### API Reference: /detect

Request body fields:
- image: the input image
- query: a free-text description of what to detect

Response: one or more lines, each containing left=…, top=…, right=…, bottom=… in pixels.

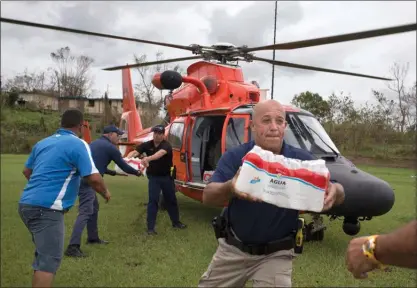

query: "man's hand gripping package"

left=234, top=145, right=330, bottom=212
left=115, top=158, right=146, bottom=176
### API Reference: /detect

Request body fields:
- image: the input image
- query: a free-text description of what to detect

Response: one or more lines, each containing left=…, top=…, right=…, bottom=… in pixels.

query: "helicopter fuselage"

left=118, top=104, right=395, bottom=236
left=112, top=62, right=395, bottom=238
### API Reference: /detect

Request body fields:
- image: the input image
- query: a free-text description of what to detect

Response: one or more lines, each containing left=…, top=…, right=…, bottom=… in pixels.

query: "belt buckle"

left=246, top=244, right=255, bottom=255
left=248, top=244, right=267, bottom=255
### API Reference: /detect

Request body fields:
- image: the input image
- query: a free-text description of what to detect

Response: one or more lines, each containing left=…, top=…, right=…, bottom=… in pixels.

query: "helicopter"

left=2, top=16, right=416, bottom=241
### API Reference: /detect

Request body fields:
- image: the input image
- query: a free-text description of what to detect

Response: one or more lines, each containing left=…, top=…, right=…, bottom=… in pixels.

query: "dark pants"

left=18, top=203, right=65, bottom=274
left=69, top=182, right=100, bottom=246
left=147, top=175, right=180, bottom=230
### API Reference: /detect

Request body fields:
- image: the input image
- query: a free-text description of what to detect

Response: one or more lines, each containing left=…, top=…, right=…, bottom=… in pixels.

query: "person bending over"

left=65, top=125, right=141, bottom=257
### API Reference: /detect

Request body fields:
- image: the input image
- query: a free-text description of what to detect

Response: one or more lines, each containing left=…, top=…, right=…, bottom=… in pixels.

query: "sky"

left=1, top=1, right=416, bottom=107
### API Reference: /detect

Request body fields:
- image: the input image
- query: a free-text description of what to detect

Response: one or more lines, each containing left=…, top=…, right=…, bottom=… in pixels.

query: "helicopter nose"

left=358, top=176, right=395, bottom=217
left=325, top=165, right=395, bottom=218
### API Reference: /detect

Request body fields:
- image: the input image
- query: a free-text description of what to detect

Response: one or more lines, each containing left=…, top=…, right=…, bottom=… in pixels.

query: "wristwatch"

left=361, top=235, right=386, bottom=269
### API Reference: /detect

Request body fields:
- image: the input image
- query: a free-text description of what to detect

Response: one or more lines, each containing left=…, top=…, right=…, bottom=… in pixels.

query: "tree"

left=385, top=62, right=412, bottom=132
left=132, top=51, right=184, bottom=127
left=404, top=81, right=416, bottom=131
left=1, top=69, right=48, bottom=93
left=49, top=46, right=94, bottom=98
left=290, top=91, right=330, bottom=122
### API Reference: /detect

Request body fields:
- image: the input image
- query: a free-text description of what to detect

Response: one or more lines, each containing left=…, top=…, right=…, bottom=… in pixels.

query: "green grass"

left=1, top=155, right=416, bottom=287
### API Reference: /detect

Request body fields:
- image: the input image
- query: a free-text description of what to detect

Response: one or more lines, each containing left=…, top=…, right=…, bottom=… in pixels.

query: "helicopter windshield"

left=285, top=113, right=340, bottom=156
left=247, top=111, right=340, bottom=157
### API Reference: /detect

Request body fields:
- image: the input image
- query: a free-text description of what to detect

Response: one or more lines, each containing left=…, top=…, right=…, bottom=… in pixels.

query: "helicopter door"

left=190, top=117, right=211, bottom=183
left=222, top=114, right=250, bottom=153
left=167, top=120, right=187, bottom=181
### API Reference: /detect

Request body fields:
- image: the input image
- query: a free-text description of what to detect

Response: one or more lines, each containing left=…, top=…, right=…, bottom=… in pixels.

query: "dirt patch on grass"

left=346, top=156, right=416, bottom=169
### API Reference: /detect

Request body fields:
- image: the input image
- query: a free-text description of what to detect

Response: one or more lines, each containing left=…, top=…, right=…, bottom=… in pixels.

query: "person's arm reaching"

left=105, top=168, right=117, bottom=176
left=203, top=150, right=243, bottom=207
left=333, top=182, right=345, bottom=205
left=127, top=150, right=139, bottom=158
left=322, top=180, right=345, bottom=212
left=143, top=149, right=167, bottom=163
left=22, top=144, right=37, bottom=180
left=126, top=143, right=146, bottom=159
left=346, top=220, right=417, bottom=279
left=72, top=140, right=111, bottom=202
left=374, top=220, right=417, bottom=268
left=23, top=168, right=32, bottom=180
left=109, top=145, right=141, bottom=176
left=142, top=142, right=169, bottom=166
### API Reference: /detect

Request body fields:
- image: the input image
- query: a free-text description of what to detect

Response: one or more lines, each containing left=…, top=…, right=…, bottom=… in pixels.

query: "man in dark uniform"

left=131, top=124, right=186, bottom=235
left=65, top=125, right=142, bottom=257
left=198, top=100, right=345, bottom=287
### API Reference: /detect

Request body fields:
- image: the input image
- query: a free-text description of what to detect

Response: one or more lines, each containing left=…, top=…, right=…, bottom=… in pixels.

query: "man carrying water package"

left=198, top=100, right=345, bottom=287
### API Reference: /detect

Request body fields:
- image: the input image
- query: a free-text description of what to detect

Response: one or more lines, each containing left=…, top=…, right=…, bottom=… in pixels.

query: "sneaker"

left=147, top=229, right=157, bottom=235
left=86, top=239, right=109, bottom=245
left=172, top=222, right=187, bottom=229
left=64, top=245, right=87, bottom=258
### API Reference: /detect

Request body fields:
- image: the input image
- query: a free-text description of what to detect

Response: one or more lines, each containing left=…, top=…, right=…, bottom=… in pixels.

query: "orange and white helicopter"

left=2, top=17, right=415, bottom=241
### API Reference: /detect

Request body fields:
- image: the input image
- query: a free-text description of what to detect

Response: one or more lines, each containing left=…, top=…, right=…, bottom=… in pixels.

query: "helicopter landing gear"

left=342, top=217, right=361, bottom=236
left=305, top=214, right=326, bottom=242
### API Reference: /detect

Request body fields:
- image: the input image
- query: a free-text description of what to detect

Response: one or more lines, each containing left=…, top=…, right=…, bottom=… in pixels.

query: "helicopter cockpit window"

left=168, top=122, right=184, bottom=149
left=246, top=114, right=303, bottom=150
left=296, top=114, right=340, bottom=155
left=226, top=118, right=245, bottom=151
left=283, top=123, right=302, bottom=149
left=247, top=112, right=340, bottom=157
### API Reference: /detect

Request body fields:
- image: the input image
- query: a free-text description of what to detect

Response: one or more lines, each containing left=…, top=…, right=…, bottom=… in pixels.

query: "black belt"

left=225, top=227, right=295, bottom=256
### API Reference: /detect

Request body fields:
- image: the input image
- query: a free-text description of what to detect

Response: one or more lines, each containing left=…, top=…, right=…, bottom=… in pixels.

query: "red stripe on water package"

left=242, top=152, right=329, bottom=190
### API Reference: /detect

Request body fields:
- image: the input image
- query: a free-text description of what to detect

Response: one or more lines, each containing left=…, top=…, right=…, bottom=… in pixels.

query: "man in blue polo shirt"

left=18, top=108, right=111, bottom=288
left=198, top=100, right=345, bottom=287
left=65, top=125, right=142, bottom=258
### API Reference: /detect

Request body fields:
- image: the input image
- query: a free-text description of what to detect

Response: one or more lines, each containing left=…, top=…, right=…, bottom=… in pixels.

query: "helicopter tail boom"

left=122, top=67, right=143, bottom=135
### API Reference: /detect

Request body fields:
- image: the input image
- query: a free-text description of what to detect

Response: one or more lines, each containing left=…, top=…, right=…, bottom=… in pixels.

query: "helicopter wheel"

left=305, top=222, right=325, bottom=242
left=342, top=218, right=361, bottom=236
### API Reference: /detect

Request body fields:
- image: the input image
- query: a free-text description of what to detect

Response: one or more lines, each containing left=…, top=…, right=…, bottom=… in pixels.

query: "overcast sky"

left=1, top=1, right=416, bottom=106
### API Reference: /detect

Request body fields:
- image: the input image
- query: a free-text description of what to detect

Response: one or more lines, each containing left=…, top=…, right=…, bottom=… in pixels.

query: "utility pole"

left=104, top=86, right=111, bottom=125
left=271, top=0, right=278, bottom=100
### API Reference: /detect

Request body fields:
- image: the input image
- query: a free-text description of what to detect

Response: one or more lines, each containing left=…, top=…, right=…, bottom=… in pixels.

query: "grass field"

left=1, top=154, right=416, bottom=287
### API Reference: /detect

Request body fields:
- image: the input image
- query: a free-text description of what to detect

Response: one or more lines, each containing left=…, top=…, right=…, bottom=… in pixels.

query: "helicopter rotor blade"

left=0, top=17, right=196, bottom=52
left=102, top=56, right=202, bottom=71
left=253, top=56, right=392, bottom=80
left=245, top=23, right=417, bottom=52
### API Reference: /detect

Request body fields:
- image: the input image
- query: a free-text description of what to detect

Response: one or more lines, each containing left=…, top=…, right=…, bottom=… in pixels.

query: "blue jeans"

left=147, top=175, right=180, bottom=230
left=18, top=203, right=65, bottom=274
left=69, top=181, right=99, bottom=245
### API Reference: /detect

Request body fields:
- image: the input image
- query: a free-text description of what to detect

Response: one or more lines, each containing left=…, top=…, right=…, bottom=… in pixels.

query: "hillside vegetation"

left=1, top=58, right=415, bottom=168
left=1, top=104, right=415, bottom=168
left=0, top=106, right=103, bottom=154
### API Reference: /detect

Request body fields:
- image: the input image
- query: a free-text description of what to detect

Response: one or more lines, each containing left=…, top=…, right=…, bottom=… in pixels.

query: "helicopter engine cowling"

left=324, top=157, right=395, bottom=218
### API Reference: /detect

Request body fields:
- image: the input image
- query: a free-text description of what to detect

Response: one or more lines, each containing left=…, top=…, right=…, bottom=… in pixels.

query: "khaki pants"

left=198, top=238, right=295, bottom=287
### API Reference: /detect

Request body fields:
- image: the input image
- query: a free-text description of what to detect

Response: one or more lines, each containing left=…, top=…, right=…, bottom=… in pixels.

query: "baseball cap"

left=103, top=125, right=125, bottom=135
left=151, top=125, right=165, bottom=134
